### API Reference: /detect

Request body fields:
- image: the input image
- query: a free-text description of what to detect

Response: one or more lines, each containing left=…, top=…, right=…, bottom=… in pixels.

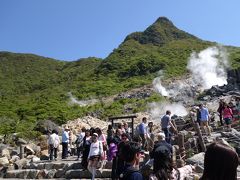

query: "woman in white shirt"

left=88, top=133, right=103, bottom=180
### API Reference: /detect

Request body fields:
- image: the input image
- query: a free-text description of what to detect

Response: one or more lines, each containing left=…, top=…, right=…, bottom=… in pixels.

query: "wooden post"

left=195, top=123, right=206, bottom=152
left=172, top=145, right=177, bottom=167
left=190, top=112, right=206, bottom=152
left=20, top=145, right=25, bottom=159
left=178, top=133, right=186, bottom=160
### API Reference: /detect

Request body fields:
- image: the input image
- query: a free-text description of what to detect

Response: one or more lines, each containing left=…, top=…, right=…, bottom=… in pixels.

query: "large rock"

left=55, top=169, right=65, bottom=178
left=14, top=158, right=29, bottom=169
left=24, top=145, right=35, bottom=155
left=0, top=144, right=7, bottom=152
left=36, top=169, right=48, bottom=179
left=0, top=136, right=4, bottom=143
left=186, top=152, right=205, bottom=166
left=10, top=149, right=19, bottom=156
left=5, top=169, right=39, bottom=179
left=16, top=138, right=27, bottom=145
left=0, top=148, right=10, bottom=159
left=34, top=120, right=60, bottom=134
left=26, top=143, right=41, bottom=156
left=46, top=169, right=57, bottom=179
left=9, top=155, right=20, bottom=163
left=0, top=166, right=8, bottom=178
left=32, top=156, right=40, bottom=163
left=65, top=169, right=111, bottom=179
left=0, top=157, right=9, bottom=167
left=40, top=150, right=49, bottom=160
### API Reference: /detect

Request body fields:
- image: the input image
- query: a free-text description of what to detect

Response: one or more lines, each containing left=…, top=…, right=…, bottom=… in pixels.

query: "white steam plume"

left=187, top=46, right=228, bottom=89
left=68, top=92, right=98, bottom=106
left=148, top=102, right=188, bottom=121
left=153, top=77, right=169, bottom=97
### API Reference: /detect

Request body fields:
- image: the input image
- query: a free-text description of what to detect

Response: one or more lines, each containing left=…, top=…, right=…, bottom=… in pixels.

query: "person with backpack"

left=81, top=129, right=91, bottom=170
left=119, top=141, right=143, bottom=180
left=75, top=128, right=86, bottom=160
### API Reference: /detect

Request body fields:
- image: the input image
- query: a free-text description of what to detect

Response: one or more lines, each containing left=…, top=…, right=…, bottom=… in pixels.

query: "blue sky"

left=0, top=0, right=240, bottom=61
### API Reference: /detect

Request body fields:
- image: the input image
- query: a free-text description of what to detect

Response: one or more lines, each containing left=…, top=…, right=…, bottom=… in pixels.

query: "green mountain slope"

left=1, top=17, right=240, bottom=138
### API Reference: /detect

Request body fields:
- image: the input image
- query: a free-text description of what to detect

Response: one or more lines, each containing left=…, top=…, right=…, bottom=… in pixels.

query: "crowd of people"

left=46, top=99, right=240, bottom=180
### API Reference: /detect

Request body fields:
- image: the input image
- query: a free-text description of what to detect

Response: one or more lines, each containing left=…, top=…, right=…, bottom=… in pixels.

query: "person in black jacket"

left=119, top=141, right=143, bottom=180
left=150, top=132, right=172, bottom=159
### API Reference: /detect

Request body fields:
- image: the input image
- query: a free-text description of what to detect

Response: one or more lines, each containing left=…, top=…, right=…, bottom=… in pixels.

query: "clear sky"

left=0, top=0, right=240, bottom=61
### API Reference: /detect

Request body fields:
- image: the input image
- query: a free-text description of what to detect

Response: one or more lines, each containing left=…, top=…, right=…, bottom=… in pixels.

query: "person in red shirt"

left=222, top=103, right=233, bottom=130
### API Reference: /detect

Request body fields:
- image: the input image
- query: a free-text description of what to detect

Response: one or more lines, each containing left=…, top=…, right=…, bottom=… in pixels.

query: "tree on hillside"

left=0, top=117, right=17, bottom=143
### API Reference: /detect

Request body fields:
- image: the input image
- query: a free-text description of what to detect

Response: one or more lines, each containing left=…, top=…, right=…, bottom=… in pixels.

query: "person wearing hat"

left=88, top=133, right=103, bottom=180
left=62, top=126, right=70, bottom=159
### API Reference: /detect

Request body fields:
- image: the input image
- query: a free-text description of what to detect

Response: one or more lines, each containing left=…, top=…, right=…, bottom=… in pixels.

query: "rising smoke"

left=68, top=92, right=98, bottom=107
left=152, top=77, right=169, bottom=97
left=187, top=46, right=228, bottom=89
left=148, top=102, right=188, bottom=121
left=150, top=46, right=229, bottom=118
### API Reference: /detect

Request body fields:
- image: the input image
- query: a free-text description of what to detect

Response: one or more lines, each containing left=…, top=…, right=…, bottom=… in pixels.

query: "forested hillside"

left=1, top=17, right=240, bottom=138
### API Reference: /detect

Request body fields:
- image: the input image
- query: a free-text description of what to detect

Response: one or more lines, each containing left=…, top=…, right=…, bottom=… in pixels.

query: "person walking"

left=139, top=117, right=148, bottom=150
left=62, top=127, right=70, bottom=159
left=48, top=130, right=60, bottom=161
left=217, top=99, right=225, bottom=126
left=222, top=103, right=233, bottom=130
left=161, top=110, right=177, bottom=144
left=199, top=104, right=211, bottom=136
left=88, top=133, right=103, bottom=180
left=81, top=129, right=91, bottom=170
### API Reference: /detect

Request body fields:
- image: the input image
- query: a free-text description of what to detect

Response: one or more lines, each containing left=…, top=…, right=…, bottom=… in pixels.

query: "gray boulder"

left=24, top=145, right=35, bottom=156
left=186, top=152, right=205, bottom=166
left=0, top=148, right=10, bottom=159
left=34, top=120, right=60, bottom=134
left=46, top=169, right=57, bottom=179
left=16, top=138, right=27, bottom=145
left=9, top=155, right=20, bottom=163
left=0, top=157, right=9, bottom=167
left=14, top=158, right=29, bottom=169
left=5, top=169, right=39, bottom=179
left=36, top=169, right=48, bottom=179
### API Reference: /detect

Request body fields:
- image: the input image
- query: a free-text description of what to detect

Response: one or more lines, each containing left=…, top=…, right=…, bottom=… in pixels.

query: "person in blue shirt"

left=139, top=117, right=147, bottom=150
left=199, top=104, right=211, bottom=136
left=161, top=110, right=177, bottom=144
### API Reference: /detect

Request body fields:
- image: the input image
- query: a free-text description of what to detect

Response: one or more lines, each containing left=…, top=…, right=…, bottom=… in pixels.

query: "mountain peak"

left=124, top=17, right=198, bottom=46
left=154, top=17, right=174, bottom=26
